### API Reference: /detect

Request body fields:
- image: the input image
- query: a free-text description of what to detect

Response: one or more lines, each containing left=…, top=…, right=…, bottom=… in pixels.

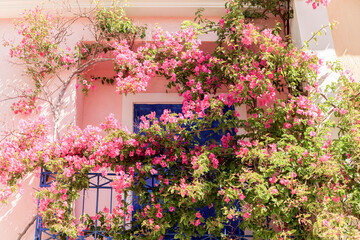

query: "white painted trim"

left=290, top=0, right=338, bottom=86
left=290, top=0, right=335, bottom=53
left=122, top=92, right=183, bottom=226
left=235, top=104, right=247, bottom=136
left=0, top=0, right=225, bottom=18
left=122, top=93, right=183, bottom=132
left=290, top=0, right=340, bottom=139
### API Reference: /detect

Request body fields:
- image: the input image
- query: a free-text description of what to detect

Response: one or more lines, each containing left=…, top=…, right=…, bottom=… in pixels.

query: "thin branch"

left=17, top=215, right=37, bottom=240
left=34, top=96, right=52, bottom=104
left=52, top=75, right=72, bottom=140
left=37, top=79, right=55, bottom=112
left=0, top=129, right=17, bottom=143
left=350, top=92, right=360, bottom=101
left=55, top=72, right=66, bottom=84
left=0, top=96, right=22, bottom=103
left=49, top=82, right=66, bottom=97
left=301, top=23, right=335, bottom=48
left=319, top=92, right=338, bottom=109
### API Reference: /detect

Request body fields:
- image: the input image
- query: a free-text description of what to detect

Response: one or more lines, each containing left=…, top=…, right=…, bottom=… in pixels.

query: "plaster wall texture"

left=327, top=0, right=360, bottom=82
left=0, top=18, right=39, bottom=240
left=0, top=17, right=89, bottom=239
left=0, top=0, right=339, bottom=239
left=79, top=13, right=284, bottom=128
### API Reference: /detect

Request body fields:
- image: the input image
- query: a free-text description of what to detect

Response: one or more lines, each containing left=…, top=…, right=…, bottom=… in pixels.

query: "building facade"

left=0, top=0, right=355, bottom=239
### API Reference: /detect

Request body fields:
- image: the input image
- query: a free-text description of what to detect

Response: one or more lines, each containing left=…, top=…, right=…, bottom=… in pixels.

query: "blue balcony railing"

left=35, top=168, right=254, bottom=240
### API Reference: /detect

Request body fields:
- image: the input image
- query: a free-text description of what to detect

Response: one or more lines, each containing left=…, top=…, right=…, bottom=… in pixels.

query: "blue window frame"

left=132, top=104, right=253, bottom=240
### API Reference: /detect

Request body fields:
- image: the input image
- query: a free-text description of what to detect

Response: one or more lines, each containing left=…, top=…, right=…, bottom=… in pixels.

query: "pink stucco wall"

left=0, top=17, right=88, bottom=239
left=78, top=41, right=217, bottom=128
left=0, top=3, right=303, bottom=240
left=0, top=18, right=39, bottom=240
left=79, top=14, right=284, bottom=128
left=327, top=0, right=360, bottom=81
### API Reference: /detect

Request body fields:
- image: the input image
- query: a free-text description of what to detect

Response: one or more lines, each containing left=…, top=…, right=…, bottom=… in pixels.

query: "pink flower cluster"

left=113, top=40, right=157, bottom=94
left=0, top=117, right=50, bottom=200
left=11, top=97, right=36, bottom=115
left=11, top=89, right=37, bottom=115
left=306, top=0, right=331, bottom=9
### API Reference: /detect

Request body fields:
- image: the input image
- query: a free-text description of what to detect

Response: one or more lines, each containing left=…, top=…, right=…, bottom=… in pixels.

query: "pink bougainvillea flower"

left=243, top=212, right=251, bottom=220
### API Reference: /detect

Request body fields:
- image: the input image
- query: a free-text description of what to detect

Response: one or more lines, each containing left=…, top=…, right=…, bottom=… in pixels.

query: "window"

left=127, top=94, right=253, bottom=240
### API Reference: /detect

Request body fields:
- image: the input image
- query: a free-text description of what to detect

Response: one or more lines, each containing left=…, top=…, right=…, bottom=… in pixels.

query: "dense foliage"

left=5, top=0, right=360, bottom=240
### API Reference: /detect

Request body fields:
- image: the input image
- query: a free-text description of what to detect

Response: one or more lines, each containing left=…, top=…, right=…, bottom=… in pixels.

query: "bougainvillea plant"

left=4, top=0, right=360, bottom=239
left=306, top=0, right=331, bottom=9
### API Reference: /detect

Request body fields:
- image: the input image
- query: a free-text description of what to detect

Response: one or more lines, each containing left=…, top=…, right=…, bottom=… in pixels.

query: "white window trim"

left=122, top=93, right=184, bottom=132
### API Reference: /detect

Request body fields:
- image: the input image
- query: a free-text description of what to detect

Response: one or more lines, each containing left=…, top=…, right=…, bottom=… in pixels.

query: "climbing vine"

left=5, top=0, right=359, bottom=240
